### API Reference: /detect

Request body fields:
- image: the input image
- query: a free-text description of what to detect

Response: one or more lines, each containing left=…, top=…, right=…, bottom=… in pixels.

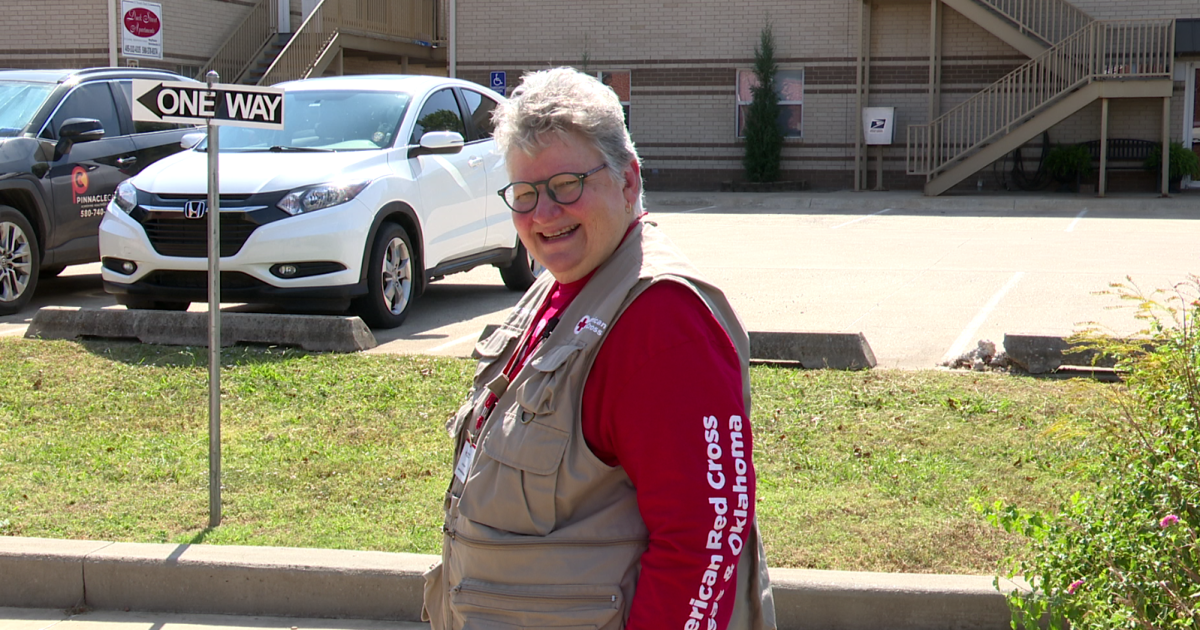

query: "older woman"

left=422, top=67, right=775, bottom=630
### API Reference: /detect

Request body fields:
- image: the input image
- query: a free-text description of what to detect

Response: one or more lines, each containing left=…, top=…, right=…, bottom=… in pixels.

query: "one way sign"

left=131, top=79, right=285, bottom=129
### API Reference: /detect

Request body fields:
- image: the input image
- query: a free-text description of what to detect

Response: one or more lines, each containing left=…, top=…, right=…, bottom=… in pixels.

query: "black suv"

left=0, top=67, right=199, bottom=315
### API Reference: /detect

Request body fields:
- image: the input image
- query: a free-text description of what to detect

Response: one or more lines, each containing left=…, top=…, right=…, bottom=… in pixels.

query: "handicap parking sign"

left=490, top=71, right=506, bottom=96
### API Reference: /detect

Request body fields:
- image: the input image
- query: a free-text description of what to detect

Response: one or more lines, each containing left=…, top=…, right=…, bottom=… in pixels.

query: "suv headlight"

left=277, top=180, right=371, bottom=216
left=111, top=180, right=138, bottom=213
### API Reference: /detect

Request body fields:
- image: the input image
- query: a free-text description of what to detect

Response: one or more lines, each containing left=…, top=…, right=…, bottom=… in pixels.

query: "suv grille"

left=133, top=191, right=289, bottom=257
left=141, top=270, right=264, bottom=290
left=143, top=213, right=257, bottom=257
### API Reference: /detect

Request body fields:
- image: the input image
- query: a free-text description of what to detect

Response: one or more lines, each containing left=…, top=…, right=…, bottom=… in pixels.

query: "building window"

left=597, top=71, right=630, bottom=129
left=736, top=68, right=803, bottom=138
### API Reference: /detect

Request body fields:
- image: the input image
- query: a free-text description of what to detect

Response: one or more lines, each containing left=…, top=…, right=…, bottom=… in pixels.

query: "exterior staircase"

left=259, top=0, right=443, bottom=86
left=197, top=0, right=444, bottom=87
left=196, top=0, right=282, bottom=84
left=908, top=0, right=1175, bottom=195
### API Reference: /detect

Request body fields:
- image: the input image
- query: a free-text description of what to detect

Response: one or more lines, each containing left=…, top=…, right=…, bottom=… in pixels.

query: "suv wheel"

left=0, top=206, right=40, bottom=316
left=354, top=223, right=418, bottom=329
left=498, top=240, right=544, bottom=291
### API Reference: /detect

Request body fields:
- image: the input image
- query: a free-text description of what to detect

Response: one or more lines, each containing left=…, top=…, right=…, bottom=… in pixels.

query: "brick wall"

left=456, top=0, right=1047, bottom=190
left=1071, top=0, right=1200, bottom=20
left=0, top=0, right=256, bottom=75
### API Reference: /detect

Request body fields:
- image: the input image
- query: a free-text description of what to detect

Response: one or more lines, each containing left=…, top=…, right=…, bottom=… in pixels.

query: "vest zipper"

left=453, top=581, right=618, bottom=604
left=444, top=526, right=644, bottom=549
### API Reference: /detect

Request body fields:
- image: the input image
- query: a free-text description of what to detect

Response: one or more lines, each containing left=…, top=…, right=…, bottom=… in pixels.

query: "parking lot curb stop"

left=23, top=307, right=377, bottom=353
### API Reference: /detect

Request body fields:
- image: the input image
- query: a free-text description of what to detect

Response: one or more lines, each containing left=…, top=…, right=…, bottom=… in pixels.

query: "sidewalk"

left=1, top=536, right=1022, bottom=630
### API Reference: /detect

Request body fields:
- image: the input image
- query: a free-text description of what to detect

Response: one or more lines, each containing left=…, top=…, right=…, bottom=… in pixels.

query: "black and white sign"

left=131, top=79, right=285, bottom=129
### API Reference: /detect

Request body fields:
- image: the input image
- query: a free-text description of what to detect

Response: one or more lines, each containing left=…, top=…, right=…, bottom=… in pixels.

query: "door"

left=407, top=87, right=487, bottom=269
left=43, top=81, right=137, bottom=258
left=458, top=87, right=514, bottom=249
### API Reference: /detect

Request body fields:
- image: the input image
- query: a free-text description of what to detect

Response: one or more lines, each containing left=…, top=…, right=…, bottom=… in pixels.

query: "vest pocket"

left=451, top=578, right=621, bottom=630
left=474, top=327, right=521, bottom=379
left=422, top=561, right=447, bottom=629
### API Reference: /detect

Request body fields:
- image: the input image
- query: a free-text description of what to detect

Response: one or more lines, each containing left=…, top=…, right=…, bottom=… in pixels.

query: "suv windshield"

left=211, top=90, right=412, bottom=152
left=0, top=81, right=55, bottom=137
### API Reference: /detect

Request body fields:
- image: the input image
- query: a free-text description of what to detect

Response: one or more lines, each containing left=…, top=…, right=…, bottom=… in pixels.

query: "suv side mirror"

left=55, top=118, right=105, bottom=157
left=409, top=130, right=464, bottom=158
left=59, top=118, right=105, bottom=143
left=181, top=132, right=205, bottom=149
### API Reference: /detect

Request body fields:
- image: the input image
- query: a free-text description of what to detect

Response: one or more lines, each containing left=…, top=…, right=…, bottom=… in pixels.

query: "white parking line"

left=0, top=327, right=27, bottom=337
left=1066, top=208, right=1087, bottom=232
left=427, top=332, right=480, bottom=353
left=941, top=271, right=1025, bottom=364
left=831, top=208, right=891, bottom=229
left=679, top=204, right=717, bottom=214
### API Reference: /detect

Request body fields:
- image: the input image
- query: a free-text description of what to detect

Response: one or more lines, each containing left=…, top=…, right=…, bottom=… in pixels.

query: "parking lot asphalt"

left=3, top=188, right=1197, bottom=369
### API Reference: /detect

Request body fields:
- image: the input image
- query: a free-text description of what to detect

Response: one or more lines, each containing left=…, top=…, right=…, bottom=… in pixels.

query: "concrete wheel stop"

left=474, top=325, right=877, bottom=369
left=23, top=307, right=377, bottom=353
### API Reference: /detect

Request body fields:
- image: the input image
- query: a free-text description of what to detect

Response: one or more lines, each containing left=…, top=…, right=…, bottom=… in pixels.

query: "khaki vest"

left=423, top=220, right=776, bottom=630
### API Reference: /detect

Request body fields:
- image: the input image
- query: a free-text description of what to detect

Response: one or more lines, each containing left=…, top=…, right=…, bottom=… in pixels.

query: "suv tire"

left=354, top=223, right=418, bottom=329
left=0, top=205, right=40, bottom=316
left=499, top=240, right=544, bottom=291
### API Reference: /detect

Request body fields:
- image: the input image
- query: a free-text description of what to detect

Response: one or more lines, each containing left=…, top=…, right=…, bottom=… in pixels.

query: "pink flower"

left=1160, top=514, right=1180, bottom=528
left=1067, top=579, right=1084, bottom=595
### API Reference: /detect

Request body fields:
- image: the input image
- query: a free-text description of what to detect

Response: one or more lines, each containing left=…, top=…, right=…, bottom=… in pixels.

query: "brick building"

left=5, top=0, right=1200, bottom=193
left=452, top=0, right=1200, bottom=194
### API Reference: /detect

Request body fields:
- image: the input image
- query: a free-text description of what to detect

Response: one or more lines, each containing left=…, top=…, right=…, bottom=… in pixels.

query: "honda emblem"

left=183, top=200, right=207, bottom=219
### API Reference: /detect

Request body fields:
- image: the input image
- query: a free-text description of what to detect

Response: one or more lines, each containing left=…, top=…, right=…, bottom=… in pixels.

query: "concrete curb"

left=749, top=331, right=876, bottom=370
left=475, top=325, right=878, bottom=370
left=1, top=537, right=1021, bottom=630
left=23, top=307, right=377, bottom=353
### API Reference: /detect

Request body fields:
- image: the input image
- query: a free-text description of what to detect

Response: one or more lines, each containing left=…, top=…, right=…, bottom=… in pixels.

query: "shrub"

left=1145, top=142, right=1200, bottom=181
left=980, top=277, right=1200, bottom=630
left=742, top=22, right=783, bottom=183
left=1043, top=143, right=1094, bottom=182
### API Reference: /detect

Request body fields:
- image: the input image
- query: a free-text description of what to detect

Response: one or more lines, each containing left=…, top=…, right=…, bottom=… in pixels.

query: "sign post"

left=131, top=75, right=284, bottom=528
left=205, top=71, right=222, bottom=528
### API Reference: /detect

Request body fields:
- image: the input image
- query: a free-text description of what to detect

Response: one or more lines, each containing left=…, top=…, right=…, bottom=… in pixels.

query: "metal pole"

left=1161, top=95, right=1171, bottom=197
left=206, top=70, right=223, bottom=528
left=1098, top=97, right=1109, bottom=197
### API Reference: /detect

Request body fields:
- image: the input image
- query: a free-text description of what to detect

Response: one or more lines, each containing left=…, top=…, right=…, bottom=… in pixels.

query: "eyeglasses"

left=497, top=164, right=608, bottom=213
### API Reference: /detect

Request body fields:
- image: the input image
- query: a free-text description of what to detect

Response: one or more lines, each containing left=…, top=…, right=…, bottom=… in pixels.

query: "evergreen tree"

left=743, top=23, right=783, bottom=183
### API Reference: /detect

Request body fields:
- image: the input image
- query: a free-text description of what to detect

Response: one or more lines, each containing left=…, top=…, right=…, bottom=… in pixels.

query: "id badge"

left=454, top=441, right=477, bottom=484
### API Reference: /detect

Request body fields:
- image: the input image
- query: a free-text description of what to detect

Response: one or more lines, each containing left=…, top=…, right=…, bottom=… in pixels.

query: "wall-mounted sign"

left=122, top=0, right=163, bottom=60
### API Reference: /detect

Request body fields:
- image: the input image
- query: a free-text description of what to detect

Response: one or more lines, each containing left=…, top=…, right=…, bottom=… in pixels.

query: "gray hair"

left=493, top=67, right=641, bottom=203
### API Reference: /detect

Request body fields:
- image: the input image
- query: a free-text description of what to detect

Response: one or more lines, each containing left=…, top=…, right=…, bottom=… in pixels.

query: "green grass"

left=0, top=339, right=1118, bottom=574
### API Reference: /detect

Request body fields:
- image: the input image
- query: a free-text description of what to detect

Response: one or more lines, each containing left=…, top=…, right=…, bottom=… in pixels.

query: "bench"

left=1080, top=138, right=1158, bottom=171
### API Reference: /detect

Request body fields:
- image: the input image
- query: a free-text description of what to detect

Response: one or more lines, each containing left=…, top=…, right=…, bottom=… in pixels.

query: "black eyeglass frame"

left=496, top=163, right=608, bottom=213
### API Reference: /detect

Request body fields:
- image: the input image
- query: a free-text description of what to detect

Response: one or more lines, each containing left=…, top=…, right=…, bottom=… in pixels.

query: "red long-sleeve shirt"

left=525, top=276, right=756, bottom=630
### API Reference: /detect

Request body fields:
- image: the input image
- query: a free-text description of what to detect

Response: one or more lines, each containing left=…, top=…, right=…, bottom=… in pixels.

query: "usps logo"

left=574, top=315, right=608, bottom=336
left=870, top=118, right=886, bottom=130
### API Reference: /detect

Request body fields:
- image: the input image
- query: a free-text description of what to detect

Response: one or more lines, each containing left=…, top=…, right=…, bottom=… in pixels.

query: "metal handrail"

left=260, top=0, right=442, bottom=85
left=975, top=0, right=1092, bottom=46
left=196, top=0, right=279, bottom=82
left=907, top=19, right=1173, bottom=177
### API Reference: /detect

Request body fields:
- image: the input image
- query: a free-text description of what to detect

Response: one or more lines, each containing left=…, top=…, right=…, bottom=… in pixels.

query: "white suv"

left=99, top=75, right=538, bottom=328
